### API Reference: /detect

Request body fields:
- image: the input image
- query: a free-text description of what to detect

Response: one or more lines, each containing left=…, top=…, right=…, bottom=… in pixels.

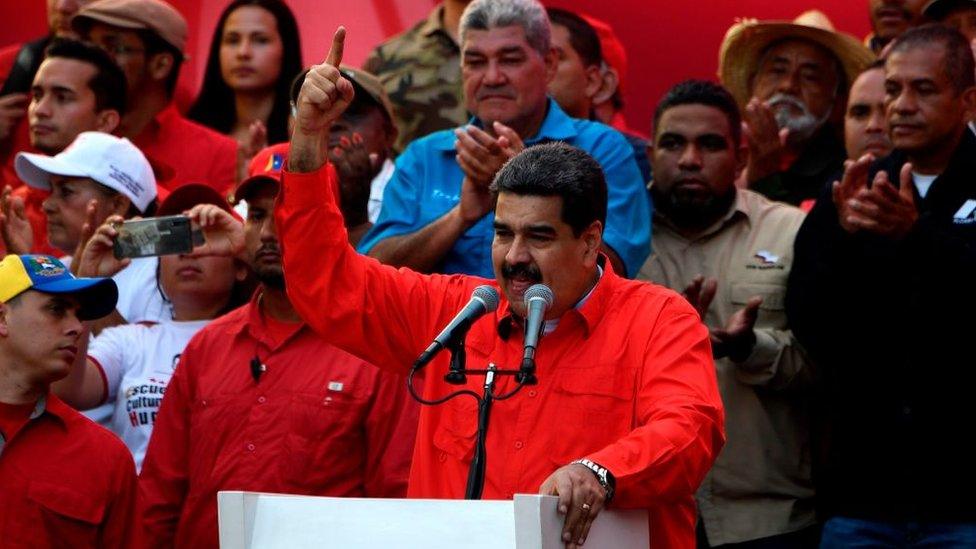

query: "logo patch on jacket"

left=748, top=250, right=784, bottom=270
left=953, top=199, right=976, bottom=225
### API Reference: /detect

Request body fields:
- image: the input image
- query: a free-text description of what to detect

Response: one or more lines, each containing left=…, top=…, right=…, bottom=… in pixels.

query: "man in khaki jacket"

left=638, top=80, right=815, bottom=548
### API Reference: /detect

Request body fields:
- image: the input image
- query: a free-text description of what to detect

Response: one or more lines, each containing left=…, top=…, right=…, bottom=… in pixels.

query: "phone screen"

left=112, top=215, right=202, bottom=259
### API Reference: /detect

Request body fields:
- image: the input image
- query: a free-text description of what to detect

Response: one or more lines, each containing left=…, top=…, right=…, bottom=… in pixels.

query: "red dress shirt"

left=139, top=292, right=419, bottom=549
left=274, top=165, right=726, bottom=549
left=0, top=393, right=140, bottom=548
left=132, top=104, right=238, bottom=196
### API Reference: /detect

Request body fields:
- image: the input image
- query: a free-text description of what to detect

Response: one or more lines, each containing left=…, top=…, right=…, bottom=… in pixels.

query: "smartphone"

left=112, top=215, right=205, bottom=259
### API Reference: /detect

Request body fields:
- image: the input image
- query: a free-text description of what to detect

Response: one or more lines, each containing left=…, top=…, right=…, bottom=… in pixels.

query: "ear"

left=583, top=64, right=603, bottom=102
left=735, top=134, right=748, bottom=178
left=234, top=260, right=249, bottom=282
left=0, top=302, right=10, bottom=337
left=592, top=66, right=619, bottom=106
left=581, top=220, right=603, bottom=263
left=94, top=109, right=121, bottom=134
left=543, top=47, right=558, bottom=84
left=961, top=86, right=976, bottom=122
left=148, top=52, right=175, bottom=84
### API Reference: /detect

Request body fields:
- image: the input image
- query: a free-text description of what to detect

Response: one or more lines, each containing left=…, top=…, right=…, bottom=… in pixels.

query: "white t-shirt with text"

left=88, top=319, right=210, bottom=470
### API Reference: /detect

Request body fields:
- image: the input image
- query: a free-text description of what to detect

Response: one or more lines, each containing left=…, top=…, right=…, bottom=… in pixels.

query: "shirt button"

left=246, top=443, right=255, bottom=452
left=257, top=396, right=266, bottom=404
left=528, top=390, right=537, bottom=398
left=514, top=441, right=523, bottom=450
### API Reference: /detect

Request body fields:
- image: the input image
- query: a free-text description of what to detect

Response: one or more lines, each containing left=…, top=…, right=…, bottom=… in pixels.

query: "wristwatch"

left=572, top=458, right=616, bottom=504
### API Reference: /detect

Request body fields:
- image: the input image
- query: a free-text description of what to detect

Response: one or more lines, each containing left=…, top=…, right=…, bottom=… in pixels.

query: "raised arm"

left=277, top=27, right=483, bottom=372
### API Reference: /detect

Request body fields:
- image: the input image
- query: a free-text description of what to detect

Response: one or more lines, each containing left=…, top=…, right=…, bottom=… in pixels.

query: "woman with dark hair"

left=54, top=196, right=252, bottom=470
left=188, top=0, right=302, bottom=178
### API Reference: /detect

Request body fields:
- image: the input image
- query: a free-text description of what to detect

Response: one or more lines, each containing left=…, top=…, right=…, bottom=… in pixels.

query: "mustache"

left=501, top=262, right=542, bottom=282
left=256, top=243, right=280, bottom=255
left=767, top=93, right=812, bottom=115
left=476, top=86, right=517, bottom=101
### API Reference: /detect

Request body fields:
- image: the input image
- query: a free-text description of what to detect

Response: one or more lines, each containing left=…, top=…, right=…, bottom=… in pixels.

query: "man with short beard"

left=719, top=11, right=875, bottom=206
left=139, top=143, right=419, bottom=549
left=639, top=81, right=814, bottom=548
left=788, top=24, right=976, bottom=545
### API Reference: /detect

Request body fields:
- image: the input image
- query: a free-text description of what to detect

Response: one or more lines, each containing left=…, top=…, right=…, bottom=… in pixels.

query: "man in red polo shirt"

left=269, top=27, right=724, bottom=549
left=138, top=144, right=418, bottom=549
left=0, top=254, right=138, bottom=548
left=72, top=0, right=238, bottom=194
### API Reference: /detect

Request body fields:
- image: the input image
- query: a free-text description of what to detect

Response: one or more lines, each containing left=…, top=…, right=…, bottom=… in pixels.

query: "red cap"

left=157, top=183, right=237, bottom=219
left=581, top=14, right=628, bottom=94
left=234, top=142, right=290, bottom=204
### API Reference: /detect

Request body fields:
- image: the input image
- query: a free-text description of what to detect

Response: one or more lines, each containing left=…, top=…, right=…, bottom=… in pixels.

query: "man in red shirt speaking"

left=266, top=22, right=725, bottom=549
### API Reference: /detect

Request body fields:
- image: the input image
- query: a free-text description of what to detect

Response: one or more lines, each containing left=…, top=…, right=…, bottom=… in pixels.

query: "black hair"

left=889, top=23, right=976, bottom=93
left=653, top=79, right=743, bottom=146
left=44, top=37, right=127, bottom=114
left=187, top=0, right=302, bottom=145
left=95, top=185, right=158, bottom=217
left=546, top=7, right=602, bottom=68
left=137, top=29, right=184, bottom=97
left=491, top=142, right=607, bottom=236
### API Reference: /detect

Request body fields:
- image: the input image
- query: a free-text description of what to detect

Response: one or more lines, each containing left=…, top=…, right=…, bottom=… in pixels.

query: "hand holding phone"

left=112, top=215, right=205, bottom=260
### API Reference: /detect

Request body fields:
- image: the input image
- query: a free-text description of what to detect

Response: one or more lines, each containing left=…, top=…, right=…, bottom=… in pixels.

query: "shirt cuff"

left=280, top=164, right=335, bottom=212
left=733, top=329, right=780, bottom=373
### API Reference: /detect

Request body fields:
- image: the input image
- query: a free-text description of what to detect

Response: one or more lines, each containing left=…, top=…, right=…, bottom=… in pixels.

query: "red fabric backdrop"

left=0, top=0, right=871, bottom=135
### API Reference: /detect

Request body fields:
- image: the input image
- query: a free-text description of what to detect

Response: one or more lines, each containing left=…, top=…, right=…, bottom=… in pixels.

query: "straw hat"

left=718, top=10, right=876, bottom=109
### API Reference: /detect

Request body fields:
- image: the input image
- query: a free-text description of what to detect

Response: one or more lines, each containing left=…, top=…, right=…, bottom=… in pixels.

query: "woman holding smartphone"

left=54, top=186, right=250, bottom=469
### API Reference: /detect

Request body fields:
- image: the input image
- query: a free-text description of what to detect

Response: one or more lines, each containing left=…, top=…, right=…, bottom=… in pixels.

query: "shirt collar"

left=230, top=289, right=307, bottom=347
left=420, top=4, right=452, bottom=40
left=433, top=98, right=578, bottom=151
left=36, top=393, right=71, bottom=428
left=496, top=254, right=614, bottom=340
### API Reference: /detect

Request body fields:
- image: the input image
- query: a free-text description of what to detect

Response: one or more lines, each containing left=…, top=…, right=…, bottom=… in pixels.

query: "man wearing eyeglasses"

left=72, top=0, right=238, bottom=195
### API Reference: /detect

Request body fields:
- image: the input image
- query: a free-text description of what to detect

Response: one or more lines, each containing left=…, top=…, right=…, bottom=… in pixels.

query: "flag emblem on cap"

left=27, top=256, right=65, bottom=277
left=264, top=153, right=284, bottom=173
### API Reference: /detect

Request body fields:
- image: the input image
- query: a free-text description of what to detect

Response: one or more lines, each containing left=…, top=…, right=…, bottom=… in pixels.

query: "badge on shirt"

left=748, top=250, right=784, bottom=270
left=953, top=199, right=976, bottom=225
left=328, top=381, right=344, bottom=392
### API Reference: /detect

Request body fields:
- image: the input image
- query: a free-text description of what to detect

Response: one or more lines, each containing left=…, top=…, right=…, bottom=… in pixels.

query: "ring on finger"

left=581, top=503, right=592, bottom=511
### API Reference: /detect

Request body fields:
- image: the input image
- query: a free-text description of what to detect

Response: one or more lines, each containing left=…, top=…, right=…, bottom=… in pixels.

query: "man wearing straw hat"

left=719, top=11, right=875, bottom=207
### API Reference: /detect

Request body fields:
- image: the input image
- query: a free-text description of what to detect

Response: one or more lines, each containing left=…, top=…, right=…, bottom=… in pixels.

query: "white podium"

left=218, top=492, right=648, bottom=549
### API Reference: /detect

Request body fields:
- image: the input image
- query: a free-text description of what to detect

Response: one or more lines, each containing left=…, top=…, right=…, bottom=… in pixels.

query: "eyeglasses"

left=96, top=42, right=145, bottom=57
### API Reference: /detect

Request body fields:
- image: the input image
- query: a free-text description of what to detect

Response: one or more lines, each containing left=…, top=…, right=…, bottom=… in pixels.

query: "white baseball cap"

left=15, top=131, right=157, bottom=213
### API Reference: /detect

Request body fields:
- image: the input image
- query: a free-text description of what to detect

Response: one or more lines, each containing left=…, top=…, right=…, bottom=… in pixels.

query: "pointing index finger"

left=326, top=26, right=346, bottom=68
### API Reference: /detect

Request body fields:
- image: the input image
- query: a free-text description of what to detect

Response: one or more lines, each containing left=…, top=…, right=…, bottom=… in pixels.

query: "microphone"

left=413, top=285, right=500, bottom=371
left=518, top=284, right=553, bottom=385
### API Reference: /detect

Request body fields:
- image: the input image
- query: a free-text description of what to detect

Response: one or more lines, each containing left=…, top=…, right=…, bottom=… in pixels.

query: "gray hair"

left=459, top=0, right=552, bottom=57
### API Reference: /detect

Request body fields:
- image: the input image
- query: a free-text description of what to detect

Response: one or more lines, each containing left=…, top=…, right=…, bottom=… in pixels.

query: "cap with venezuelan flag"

left=0, top=255, right=118, bottom=320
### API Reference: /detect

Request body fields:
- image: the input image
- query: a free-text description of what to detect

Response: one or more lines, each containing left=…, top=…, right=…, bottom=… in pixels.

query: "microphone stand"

left=408, top=348, right=532, bottom=500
